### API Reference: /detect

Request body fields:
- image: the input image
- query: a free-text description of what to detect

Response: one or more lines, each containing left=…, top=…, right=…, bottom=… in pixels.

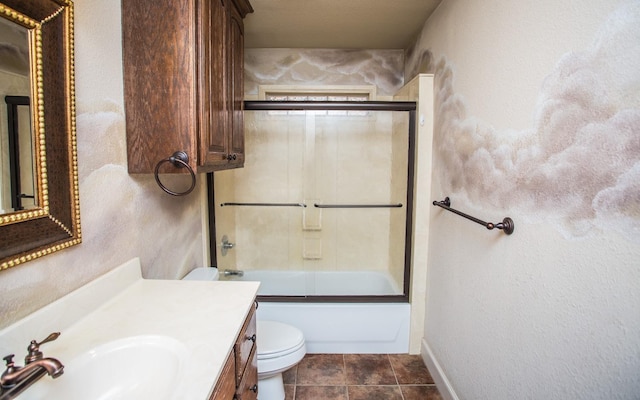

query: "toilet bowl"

left=257, top=320, right=306, bottom=400
left=181, top=268, right=306, bottom=400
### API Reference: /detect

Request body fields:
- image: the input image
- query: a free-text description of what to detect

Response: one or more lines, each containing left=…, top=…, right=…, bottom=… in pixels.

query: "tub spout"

left=223, top=269, right=244, bottom=277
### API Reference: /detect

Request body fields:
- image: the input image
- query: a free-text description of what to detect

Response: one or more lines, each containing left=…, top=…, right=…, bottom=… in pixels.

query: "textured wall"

left=245, top=49, right=405, bottom=97
left=408, top=0, right=640, bottom=398
left=0, top=0, right=205, bottom=329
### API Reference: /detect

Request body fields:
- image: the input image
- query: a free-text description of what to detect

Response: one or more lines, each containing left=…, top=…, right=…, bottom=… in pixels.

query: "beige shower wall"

left=215, top=109, right=409, bottom=293
left=215, top=113, right=306, bottom=270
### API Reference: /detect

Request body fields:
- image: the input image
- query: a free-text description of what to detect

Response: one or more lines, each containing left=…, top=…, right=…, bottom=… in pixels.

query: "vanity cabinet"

left=121, top=0, right=253, bottom=174
left=210, top=302, right=258, bottom=400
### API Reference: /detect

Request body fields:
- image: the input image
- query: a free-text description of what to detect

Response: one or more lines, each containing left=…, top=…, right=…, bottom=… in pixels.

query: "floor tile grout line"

left=343, top=354, right=349, bottom=400
left=293, top=364, right=297, bottom=400
left=387, top=354, right=406, bottom=400
left=387, top=354, right=400, bottom=385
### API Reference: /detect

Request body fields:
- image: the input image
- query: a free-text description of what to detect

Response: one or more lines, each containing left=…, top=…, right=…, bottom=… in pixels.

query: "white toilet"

left=256, top=320, right=306, bottom=400
left=182, top=268, right=306, bottom=400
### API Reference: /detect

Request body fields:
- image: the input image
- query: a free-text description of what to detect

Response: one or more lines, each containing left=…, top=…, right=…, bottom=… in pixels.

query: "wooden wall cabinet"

left=121, top=0, right=253, bottom=174
left=209, top=302, right=258, bottom=400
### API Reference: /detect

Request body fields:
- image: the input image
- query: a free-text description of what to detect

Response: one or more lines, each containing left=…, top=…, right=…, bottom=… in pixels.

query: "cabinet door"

left=209, top=351, right=236, bottom=400
left=199, top=0, right=231, bottom=168
left=122, top=0, right=198, bottom=174
left=227, top=1, right=245, bottom=168
left=235, top=349, right=258, bottom=400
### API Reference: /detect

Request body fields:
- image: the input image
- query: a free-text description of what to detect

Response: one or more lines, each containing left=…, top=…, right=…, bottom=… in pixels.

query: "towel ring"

left=154, top=151, right=196, bottom=196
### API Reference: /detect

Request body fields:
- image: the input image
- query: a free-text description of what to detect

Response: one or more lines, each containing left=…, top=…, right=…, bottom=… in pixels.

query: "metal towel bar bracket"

left=432, top=197, right=514, bottom=235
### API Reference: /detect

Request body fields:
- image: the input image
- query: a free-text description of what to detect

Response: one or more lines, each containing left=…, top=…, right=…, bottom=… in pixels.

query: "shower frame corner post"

left=403, top=108, right=417, bottom=301
left=207, top=172, right=217, bottom=268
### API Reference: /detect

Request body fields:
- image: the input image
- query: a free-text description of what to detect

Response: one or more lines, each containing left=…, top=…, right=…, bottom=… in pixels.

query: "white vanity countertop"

left=0, top=258, right=260, bottom=400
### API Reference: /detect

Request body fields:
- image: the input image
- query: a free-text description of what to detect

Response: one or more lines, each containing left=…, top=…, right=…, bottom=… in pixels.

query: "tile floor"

left=281, top=353, right=443, bottom=400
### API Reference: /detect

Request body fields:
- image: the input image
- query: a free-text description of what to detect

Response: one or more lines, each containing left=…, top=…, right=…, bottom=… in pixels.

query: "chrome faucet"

left=223, top=269, right=244, bottom=277
left=0, top=332, right=64, bottom=400
left=220, top=235, right=235, bottom=256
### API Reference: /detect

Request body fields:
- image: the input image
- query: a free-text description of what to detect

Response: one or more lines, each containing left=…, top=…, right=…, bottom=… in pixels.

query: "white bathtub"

left=222, top=270, right=410, bottom=353
left=222, top=269, right=402, bottom=296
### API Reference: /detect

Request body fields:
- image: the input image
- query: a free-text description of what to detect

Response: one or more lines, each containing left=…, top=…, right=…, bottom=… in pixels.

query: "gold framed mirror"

left=0, top=0, right=80, bottom=270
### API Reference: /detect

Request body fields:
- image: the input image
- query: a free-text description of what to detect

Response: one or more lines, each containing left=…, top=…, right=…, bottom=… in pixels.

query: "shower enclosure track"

left=220, top=202, right=307, bottom=207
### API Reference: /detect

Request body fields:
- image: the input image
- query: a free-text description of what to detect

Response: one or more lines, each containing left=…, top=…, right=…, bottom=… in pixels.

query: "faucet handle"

left=2, top=355, right=16, bottom=377
left=25, top=332, right=60, bottom=364
left=2, top=355, right=15, bottom=367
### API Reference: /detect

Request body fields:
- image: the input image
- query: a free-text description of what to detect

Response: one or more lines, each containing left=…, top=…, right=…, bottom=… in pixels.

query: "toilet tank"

left=182, top=267, right=220, bottom=281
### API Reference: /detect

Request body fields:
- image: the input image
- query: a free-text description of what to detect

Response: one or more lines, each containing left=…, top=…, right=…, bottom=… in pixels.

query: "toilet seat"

left=256, top=320, right=306, bottom=384
left=257, top=320, right=305, bottom=360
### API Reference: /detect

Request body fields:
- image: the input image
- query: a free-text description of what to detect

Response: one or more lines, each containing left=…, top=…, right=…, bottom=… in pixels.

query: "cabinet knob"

left=246, top=334, right=256, bottom=343
left=250, top=384, right=258, bottom=393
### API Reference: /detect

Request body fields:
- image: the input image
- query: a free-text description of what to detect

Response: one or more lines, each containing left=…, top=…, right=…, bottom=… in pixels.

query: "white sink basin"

left=24, top=335, right=187, bottom=400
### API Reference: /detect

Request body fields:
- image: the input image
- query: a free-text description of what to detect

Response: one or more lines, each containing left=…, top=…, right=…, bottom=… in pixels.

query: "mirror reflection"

left=0, top=16, right=36, bottom=214
left=0, top=0, right=81, bottom=270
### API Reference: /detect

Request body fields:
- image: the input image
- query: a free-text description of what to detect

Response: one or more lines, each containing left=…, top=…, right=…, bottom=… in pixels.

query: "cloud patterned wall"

left=407, top=2, right=640, bottom=240
left=245, top=49, right=405, bottom=96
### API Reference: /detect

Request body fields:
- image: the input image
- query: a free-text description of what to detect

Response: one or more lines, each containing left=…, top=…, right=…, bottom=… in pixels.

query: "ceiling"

left=244, top=0, right=442, bottom=49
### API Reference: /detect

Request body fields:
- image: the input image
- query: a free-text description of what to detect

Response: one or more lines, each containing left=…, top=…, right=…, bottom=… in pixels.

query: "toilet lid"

left=257, top=320, right=305, bottom=358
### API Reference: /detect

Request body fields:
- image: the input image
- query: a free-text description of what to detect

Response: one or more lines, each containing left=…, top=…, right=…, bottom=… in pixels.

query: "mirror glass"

left=2, top=96, right=37, bottom=212
left=0, top=0, right=81, bottom=270
left=0, top=16, right=37, bottom=213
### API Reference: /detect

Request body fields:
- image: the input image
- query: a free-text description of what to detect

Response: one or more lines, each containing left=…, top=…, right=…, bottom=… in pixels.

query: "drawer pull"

left=250, top=384, right=258, bottom=393
left=246, top=334, right=256, bottom=343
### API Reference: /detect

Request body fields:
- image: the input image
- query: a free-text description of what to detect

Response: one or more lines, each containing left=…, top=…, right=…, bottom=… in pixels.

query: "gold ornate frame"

left=0, top=0, right=80, bottom=270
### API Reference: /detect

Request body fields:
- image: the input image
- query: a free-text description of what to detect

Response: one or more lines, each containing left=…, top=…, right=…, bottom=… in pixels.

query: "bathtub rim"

left=222, top=269, right=409, bottom=301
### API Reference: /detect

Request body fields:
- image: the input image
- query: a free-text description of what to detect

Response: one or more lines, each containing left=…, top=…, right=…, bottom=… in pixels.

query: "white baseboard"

left=421, top=338, right=460, bottom=400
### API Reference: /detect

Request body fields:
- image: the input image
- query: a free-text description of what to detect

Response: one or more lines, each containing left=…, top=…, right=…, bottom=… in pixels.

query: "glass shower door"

left=213, top=101, right=415, bottom=300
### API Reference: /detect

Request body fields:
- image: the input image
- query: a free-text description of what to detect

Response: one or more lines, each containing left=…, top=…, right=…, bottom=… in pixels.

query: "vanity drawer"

left=235, top=347, right=258, bottom=400
left=209, top=351, right=236, bottom=400
left=234, top=303, right=257, bottom=384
